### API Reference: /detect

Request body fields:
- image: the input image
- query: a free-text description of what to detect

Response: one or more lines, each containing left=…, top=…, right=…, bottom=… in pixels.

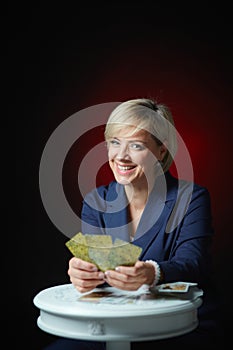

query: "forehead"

left=112, top=126, right=153, bottom=141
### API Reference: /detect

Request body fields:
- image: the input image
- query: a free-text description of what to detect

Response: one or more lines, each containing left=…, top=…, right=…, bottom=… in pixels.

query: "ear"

left=159, top=141, right=168, bottom=161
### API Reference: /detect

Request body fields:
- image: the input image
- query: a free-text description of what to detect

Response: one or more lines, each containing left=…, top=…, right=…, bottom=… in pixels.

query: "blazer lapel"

left=134, top=172, right=178, bottom=257
left=103, top=183, right=130, bottom=241
left=102, top=172, right=181, bottom=245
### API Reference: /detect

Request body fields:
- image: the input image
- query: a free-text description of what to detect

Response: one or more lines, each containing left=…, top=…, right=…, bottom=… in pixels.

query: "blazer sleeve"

left=158, top=186, right=214, bottom=287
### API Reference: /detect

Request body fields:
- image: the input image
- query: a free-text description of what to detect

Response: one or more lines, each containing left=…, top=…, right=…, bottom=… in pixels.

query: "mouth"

left=115, top=162, right=137, bottom=174
left=118, top=164, right=135, bottom=170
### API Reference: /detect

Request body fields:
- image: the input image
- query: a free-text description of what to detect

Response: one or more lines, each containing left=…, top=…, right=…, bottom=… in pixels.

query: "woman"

left=45, top=98, right=222, bottom=349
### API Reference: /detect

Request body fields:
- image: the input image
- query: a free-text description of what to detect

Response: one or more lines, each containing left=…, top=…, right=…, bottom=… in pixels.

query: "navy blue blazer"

left=81, top=171, right=214, bottom=289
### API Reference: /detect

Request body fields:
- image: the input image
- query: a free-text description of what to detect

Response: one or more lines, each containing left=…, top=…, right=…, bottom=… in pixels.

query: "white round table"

left=33, top=283, right=203, bottom=350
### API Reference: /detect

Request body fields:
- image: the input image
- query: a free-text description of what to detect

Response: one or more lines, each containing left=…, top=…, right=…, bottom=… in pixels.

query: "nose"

left=116, top=144, right=131, bottom=160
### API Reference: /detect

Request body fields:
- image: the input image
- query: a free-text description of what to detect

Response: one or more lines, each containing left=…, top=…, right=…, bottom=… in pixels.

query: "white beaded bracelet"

left=145, top=260, right=161, bottom=287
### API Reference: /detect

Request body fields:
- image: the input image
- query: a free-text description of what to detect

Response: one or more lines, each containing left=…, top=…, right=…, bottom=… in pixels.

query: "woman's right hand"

left=68, top=257, right=105, bottom=293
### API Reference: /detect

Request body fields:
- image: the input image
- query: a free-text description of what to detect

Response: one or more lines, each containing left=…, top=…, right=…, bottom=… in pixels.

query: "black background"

left=6, top=3, right=233, bottom=349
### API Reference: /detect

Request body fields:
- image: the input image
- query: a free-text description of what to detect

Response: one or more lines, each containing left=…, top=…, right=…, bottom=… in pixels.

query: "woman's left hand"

left=104, top=260, right=155, bottom=291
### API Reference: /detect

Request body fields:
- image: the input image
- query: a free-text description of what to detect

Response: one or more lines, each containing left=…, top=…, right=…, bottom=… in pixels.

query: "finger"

left=104, top=270, right=136, bottom=283
left=70, top=257, right=98, bottom=272
left=114, top=262, right=145, bottom=277
left=104, top=274, right=141, bottom=291
left=104, top=264, right=147, bottom=288
left=73, top=278, right=105, bottom=294
left=70, top=270, right=105, bottom=293
left=69, top=266, right=105, bottom=281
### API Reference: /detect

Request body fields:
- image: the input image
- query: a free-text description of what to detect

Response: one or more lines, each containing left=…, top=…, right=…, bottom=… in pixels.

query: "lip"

left=115, top=162, right=137, bottom=175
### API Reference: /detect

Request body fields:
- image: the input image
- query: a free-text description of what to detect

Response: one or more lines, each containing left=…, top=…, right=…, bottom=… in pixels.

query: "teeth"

left=118, top=165, right=133, bottom=170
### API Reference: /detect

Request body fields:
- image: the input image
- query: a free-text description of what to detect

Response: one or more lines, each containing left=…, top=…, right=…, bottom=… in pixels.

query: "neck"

left=125, top=183, right=149, bottom=210
left=125, top=173, right=157, bottom=203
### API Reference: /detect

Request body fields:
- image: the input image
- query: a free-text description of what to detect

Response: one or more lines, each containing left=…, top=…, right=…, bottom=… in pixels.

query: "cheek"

left=108, top=149, right=114, bottom=160
left=147, top=150, right=160, bottom=164
left=137, top=152, right=157, bottom=166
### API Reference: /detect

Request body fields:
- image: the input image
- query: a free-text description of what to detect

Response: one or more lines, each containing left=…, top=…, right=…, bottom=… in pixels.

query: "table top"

left=34, top=283, right=202, bottom=317
left=33, top=283, right=203, bottom=342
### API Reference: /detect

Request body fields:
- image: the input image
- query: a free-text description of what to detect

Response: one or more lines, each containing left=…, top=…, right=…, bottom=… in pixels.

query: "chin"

left=114, top=175, right=132, bottom=185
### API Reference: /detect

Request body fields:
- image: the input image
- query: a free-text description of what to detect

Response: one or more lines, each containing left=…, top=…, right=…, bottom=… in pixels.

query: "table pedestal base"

left=106, top=341, right=130, bottom=350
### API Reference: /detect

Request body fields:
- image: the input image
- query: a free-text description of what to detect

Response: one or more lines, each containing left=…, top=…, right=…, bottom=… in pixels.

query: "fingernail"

left=99, top=272, right=104, bottom=279
left=115, top=267, right=120, bottom=271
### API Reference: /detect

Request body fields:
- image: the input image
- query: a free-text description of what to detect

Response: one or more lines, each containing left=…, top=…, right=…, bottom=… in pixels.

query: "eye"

left=129, top=143, right=145, bottom=151
left=109, top=139, right=120, bottom=147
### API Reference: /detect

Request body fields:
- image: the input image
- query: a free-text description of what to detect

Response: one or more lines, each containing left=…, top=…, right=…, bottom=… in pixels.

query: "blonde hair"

left=104, top=98, right=177, bottom=172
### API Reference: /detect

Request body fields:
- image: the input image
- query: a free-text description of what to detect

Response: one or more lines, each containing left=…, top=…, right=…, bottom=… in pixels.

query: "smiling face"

left=107, top=127, right=167, bottom=187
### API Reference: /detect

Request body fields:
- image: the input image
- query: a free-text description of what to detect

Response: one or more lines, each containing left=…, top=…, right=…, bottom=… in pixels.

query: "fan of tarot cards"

left=65, top=232, right=142, bottom=272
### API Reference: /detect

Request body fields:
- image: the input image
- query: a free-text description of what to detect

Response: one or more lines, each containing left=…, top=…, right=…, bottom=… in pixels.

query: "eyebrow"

left=112, top=137, right=149, bottom=144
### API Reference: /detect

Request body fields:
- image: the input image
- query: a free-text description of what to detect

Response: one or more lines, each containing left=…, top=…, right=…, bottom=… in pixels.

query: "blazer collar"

left=103, top=171, right=179, bottom=241
left=105, top=171, right=178, bottom=206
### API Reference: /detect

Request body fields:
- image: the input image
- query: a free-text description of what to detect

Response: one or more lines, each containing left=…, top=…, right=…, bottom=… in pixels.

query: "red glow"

left=62, top=47, right=232, bottom=253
